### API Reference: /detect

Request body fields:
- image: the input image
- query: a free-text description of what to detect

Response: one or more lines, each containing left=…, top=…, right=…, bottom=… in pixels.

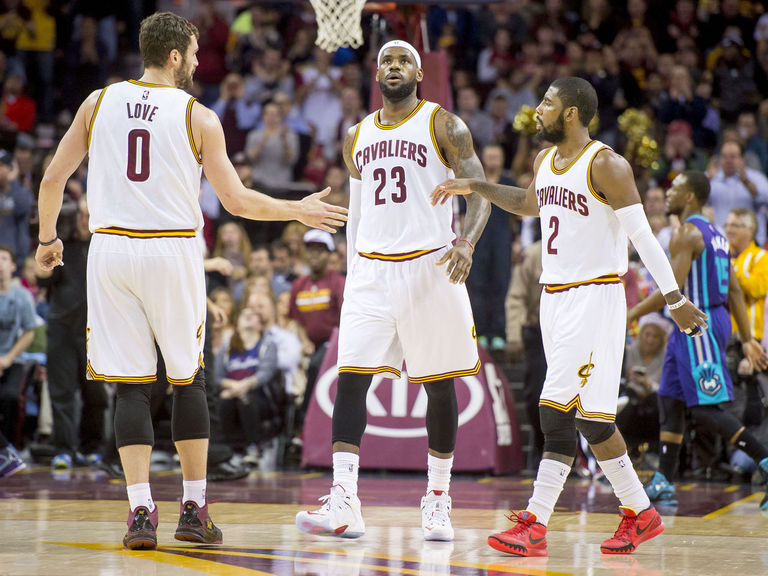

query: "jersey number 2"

left=127, top=129, right=150, bottom=182
left=547, top=216, right=559, bottom=255
left=373, top=166, right=407, bottom=205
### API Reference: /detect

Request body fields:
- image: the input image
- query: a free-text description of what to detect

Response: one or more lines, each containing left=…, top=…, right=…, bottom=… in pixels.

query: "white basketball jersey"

left=87, top=80, right=204, bottom=232
left=352, top=100, right=455, bottom=255
left=536, top=140, right=628, bottom=284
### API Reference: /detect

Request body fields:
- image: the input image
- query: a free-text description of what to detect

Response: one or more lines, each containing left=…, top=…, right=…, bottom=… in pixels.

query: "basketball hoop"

left=310, top=0, right=369, bottom=52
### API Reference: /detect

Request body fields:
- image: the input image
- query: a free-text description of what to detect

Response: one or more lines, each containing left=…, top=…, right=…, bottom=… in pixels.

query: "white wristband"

left=667, top=295, right=687, bottom=310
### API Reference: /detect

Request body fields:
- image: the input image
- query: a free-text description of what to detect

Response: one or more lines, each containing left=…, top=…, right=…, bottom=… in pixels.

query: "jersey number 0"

left=127, top=129, right=150, bottom=182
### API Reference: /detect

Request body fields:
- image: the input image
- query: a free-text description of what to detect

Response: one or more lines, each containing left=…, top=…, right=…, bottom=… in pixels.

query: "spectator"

left=651, top=120, right=708, bottom=189
left=0, top=245, right=35, bottom=445
left=455, top=86, right=494, bottom=150
left=1, top=74, right=35, bottom=133
left=467, top=144, right=512, bottom=351
left=0, top=148, right=31, bottom=268
left=212, top=221, right=251, bottom=298
left=656, top=65, right=709, bottom=147
left=712, top=33, right=759, bottom=123
left=486, top=93, right=517, bottom=167
left=330, top=87, right=365, bottom=164
left=211, top=73, right=261, bottom=156
left=191, top=0, right=229, bottom=106
left=707, top=141, right=768, bottom=245
left=295, top=47, right=343, bottom=153
left=244, top=46, right=294, bottom=106
left=477, top=27, right=516, bottom=85
left=63, top=16, right=108, bottom=113
left=15, top=0, right=54, bottom=120
left=270, top=239, right=298, bottom=296
left=281, top=221, right=309, bottom=274
left=38, top=195, right=107, bottom=468
left=13, top=132, right=35, bottom=193
left=617, top=314, right=672, bottom=456
left=288, top=230, right=344, bottom=426
left=737, top=110, right=768, bottom=173
left=245, top=102, right=298, bottom=190
left=505, top=240, right=545, bottom=464
left=219, top=306, right=282, bottom=461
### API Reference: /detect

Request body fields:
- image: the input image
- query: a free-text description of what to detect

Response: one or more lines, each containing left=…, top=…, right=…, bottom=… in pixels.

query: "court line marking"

left=703, top=493, right=761, bottom=519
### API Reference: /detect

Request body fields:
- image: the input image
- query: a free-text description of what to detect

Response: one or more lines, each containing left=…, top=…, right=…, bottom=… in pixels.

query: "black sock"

left=734, top=429, right=768, bottom=463
left=659, top=441, right=682, bottom=481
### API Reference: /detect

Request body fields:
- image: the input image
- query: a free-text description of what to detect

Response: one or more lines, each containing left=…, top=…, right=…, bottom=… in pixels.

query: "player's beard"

left=535, top=111, right=566, bottom=144
left=378, top=77, right=417, bottom=102
left=175, top=56, right=194, bottom=91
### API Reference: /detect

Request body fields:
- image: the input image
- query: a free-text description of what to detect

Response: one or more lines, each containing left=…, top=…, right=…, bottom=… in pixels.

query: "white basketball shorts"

left=338, top=247, right=480, bottom=383
left=86, top=231, right=206, bottom=384
left=539, top=278, right=625, bottom=421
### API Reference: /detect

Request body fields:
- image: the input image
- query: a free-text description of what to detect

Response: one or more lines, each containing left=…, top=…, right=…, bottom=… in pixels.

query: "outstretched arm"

left=432, top=109, right=490, bottom=284
left=429, top=147, right=545, bottom=217
left=195, top=102, right=347, bottom=232
left=592, top=149, right=708, bottom=335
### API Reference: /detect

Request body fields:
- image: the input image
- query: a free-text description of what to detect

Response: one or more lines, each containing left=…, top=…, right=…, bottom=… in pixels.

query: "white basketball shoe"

left=421, top=490, right=454, bottom=541
left=296, top=484, right=365, bottom=538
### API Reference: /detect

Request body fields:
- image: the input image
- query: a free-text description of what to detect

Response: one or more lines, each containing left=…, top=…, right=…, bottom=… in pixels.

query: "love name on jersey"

left=537, top=185, right=589, bottom=216
left=355, top=139, right=428, bottom=172
left=126, top=102, right=159, bottom=122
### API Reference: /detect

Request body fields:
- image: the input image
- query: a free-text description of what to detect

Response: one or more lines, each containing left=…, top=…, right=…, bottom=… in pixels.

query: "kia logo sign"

left=315, top=365, right=485, bottom=438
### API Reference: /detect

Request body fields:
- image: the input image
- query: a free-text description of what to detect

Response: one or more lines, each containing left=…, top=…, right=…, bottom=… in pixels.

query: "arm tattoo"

left=440, top=112, right=485, bottom=179
left=471, top=181, right=532, bottom=214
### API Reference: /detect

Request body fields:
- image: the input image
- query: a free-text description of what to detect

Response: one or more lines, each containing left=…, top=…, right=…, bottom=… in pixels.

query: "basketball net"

left=310, top=0, right=368, bottom=52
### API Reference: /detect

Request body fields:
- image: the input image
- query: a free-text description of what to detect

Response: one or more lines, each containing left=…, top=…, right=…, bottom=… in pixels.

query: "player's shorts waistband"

left=544, top=274, right=622, bottom=294
left=94, top=227, right=196, bottom=239
left=358, top=247, right=442, bottom=262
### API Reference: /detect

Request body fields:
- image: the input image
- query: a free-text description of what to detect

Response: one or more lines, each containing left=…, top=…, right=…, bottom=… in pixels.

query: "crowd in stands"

left=2, top=0, right=768, bottom=486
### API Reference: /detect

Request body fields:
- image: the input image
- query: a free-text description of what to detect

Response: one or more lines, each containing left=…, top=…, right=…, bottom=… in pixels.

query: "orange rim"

left=363, top=2, right=398, bottom=12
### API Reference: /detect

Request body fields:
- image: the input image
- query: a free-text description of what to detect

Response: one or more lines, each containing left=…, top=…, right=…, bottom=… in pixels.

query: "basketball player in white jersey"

left=296, top=40, right=490, bottom=541
left=35, top=12, right=346, bottom=550
left=431, top=77, right=708, bottom=556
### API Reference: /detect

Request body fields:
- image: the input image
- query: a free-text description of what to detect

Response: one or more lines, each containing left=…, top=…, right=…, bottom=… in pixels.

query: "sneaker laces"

left=317, top=485, right=349, bottom=513
left=423, top=495, right=451, bottom=527
left=503, top=511, right=535, bottom=536
left=610, top=515, right=635, bottom=541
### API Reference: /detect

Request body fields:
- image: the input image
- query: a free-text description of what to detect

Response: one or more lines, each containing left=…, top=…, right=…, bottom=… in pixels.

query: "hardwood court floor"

left=1, top=466, right=767, bottom=575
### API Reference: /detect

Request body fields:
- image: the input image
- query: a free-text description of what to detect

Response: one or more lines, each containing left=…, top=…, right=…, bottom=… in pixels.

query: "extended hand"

left=435, top=241, right=473, bottom=284
left=668, top=299, right=708, bottom=337
left=298, top=187, right=348, bottom=233
left=430, top=178, right=475, bottom=206
left=35, top=239, right=64, bottom=272
left=743, top=339, right=768, bottom=372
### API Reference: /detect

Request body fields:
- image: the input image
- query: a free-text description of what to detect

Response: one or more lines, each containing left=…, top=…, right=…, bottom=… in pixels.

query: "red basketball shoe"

left=487, top=511, right=548, bottom=557
left=601, top=506, right=664, bottom=554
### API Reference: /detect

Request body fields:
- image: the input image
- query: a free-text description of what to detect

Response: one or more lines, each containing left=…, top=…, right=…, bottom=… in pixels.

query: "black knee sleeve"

left=658, top=394, right=687, bottom=434
left=114, top=382, right=155, bottom=448
left=331, top=373, right=372, bottom=446
left=689, top=404, right=741, bottom=439
left=575, top=418, right=616, bottom=445
left=424, top=379, right=458, bottom=454
left=172, top=370, right=210, bottom=442
left=539, top=405, right=577, bottom=458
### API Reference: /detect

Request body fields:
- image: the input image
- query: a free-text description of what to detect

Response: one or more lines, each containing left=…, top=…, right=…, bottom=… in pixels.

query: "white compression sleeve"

left=615, top=203, right=679, bottom=296
left=347, top=177, right=361, bottom=272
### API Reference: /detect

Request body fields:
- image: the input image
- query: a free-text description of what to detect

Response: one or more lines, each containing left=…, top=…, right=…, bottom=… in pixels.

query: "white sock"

left=126, top=482, right=155, bottom=512
left=182, top=479, right=207, bottom=508
left=526, top=458, right=571, bottom=526
left=599, top=452, right=651, bottom=513
left=333, top=452, right=359, bottom=495
left=427, top=454, right=453, bottom=493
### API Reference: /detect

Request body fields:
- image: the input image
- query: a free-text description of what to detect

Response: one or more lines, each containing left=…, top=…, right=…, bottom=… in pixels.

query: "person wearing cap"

left=0, top=148, right=32, bottom=268
left=288, top=229, right=345, bottom=425
left=296, top=39, right=490, bottom=543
